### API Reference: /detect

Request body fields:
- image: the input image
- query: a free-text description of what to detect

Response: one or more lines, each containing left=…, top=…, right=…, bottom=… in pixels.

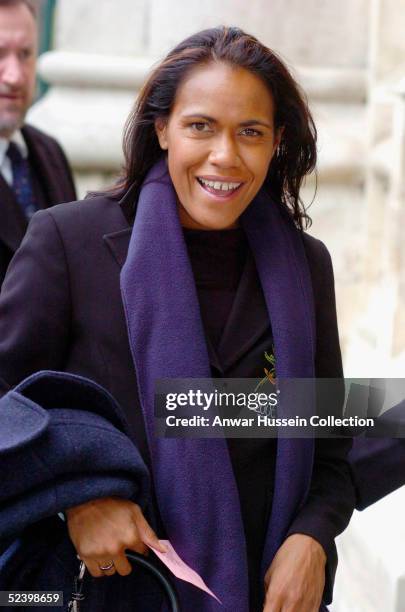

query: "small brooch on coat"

left=254, top=348, right=276, bottom=391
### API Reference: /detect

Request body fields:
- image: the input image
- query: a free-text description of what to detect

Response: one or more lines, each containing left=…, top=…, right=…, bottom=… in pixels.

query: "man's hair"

left=0, top=0, right=38, bottom=19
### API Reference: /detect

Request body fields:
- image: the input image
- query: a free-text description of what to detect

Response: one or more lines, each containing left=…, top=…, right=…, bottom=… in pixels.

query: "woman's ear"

left=155, top=118, right=168, bottom=150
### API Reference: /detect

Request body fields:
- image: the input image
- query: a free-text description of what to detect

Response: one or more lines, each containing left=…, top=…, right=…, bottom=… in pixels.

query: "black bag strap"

left=67, top=553, right=181, bottom=611
left=126, top=552, right=180, bottom=611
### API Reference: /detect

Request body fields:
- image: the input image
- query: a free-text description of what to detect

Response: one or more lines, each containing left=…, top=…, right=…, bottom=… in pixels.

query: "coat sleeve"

left=285, top=237, right=355, bottom=604
left=349, top=436, right=405, bottom=509
left=0, top=209, right=71, bottom=397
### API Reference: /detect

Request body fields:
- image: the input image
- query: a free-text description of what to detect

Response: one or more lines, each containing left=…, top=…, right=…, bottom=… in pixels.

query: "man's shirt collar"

left=0, top=129, right=28, bottom=166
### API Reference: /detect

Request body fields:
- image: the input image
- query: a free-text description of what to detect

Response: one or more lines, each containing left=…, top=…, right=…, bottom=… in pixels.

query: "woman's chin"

left=184, top=217, right=239, bottom=230
left=178, top=207, right=239, bottom=230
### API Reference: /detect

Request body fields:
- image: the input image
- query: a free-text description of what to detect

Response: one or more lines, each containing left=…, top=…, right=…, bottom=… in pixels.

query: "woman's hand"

left=66, top=497, right=166, bottom=578
left=263, top=534, right=326, bottom=612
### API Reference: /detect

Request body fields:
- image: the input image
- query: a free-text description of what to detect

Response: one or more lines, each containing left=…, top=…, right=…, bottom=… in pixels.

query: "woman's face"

left=155, top=62, right=282, bottom=230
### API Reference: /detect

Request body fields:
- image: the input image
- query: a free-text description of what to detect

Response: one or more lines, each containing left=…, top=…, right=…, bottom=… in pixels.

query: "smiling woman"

left=120, top=27, right=316, bottom=231
left=154, top=62, right=281, bottom=230
left=0, top=26, right=354, bottom=612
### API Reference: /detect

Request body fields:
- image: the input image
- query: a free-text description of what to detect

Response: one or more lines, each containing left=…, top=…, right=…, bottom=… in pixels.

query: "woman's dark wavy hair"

left=111, top=26, right=317, bottom=229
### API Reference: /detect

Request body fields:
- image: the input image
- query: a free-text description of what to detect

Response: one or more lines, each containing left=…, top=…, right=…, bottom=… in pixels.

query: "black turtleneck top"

left=183, top=227, right=248, bottom=344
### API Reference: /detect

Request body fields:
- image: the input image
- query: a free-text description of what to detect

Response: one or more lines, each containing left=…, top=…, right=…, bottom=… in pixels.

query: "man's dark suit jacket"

left=0, top=124, right=77, bottom=287
left=0, top=189, right=354, bottom=606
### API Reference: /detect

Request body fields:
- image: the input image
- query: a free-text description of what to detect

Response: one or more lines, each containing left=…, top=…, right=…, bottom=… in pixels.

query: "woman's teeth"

left=198, top=177, right=242, bottom=192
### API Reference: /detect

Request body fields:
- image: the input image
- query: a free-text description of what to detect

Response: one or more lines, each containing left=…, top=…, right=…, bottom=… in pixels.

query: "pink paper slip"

left=149, top=539, right=222, bottom=604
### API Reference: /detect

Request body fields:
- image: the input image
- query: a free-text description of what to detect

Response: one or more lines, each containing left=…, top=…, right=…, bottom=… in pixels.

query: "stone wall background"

left=27, top=1, right=405, bottom=610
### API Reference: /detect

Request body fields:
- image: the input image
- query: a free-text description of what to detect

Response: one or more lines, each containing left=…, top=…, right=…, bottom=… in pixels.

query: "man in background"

left=0, top=0, right=76, bottom=287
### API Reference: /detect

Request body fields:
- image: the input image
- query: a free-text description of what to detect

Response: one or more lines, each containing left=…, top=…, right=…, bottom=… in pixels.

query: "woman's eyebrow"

left=182, top=113, right=272, bottom=128
left=182, top=113, right=216, bottom=122
left=239, top=119, right=272, bottom=128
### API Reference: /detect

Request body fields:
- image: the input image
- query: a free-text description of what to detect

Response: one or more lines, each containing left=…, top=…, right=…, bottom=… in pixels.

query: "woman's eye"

left=240, top=128, right=262, bottom=137
left=190, top=122, right=210, bottom=132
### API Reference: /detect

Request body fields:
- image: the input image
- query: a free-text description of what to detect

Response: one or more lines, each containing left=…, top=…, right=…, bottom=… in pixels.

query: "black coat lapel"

left=217, top=251, right=270, bottom=372
left=0, top=175, right=27, bottom=252
left=22, top=126, right=68, bottom=207
left=102, top=192, right=134, bottom=267
left=103, top=227, right=132, bottom=268
left=205, top=334, right=225, bottom=375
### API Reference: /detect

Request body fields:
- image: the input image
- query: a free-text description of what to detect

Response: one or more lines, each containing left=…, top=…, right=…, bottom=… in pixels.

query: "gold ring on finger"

left=98, top=560, right=115, bottom=571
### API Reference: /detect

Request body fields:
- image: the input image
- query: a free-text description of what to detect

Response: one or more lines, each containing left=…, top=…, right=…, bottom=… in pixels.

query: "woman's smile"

left=195, top=175, right=245, bottom=200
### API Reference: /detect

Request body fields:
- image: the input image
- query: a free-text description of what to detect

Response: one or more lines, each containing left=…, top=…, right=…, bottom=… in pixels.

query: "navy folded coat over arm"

left=0, top=371, right=176, bottom=611
left=0, top=370, right=151, bottom=541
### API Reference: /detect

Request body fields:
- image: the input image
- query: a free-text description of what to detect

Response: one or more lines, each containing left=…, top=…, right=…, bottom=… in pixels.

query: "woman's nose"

left=208, top=134, right=241, bottom=168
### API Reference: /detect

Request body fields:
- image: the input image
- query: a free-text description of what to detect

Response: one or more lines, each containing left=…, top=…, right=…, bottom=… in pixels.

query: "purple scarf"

left=120, top=159, right=316, bottom=611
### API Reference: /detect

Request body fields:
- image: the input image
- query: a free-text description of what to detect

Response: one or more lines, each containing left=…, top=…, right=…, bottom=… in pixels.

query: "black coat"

left=0, top=189, right=354, bottom=605
left=0, top=124, right=77, bottom=287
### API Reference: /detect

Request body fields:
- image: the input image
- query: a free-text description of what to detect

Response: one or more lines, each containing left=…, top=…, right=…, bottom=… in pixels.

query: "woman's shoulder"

left=300, top=231, right=335, bottom=288
left=300, top=231, right=331, bottom=262
left=301, top=232, right=332, bottom=268
left=42, top=194, right=130, bottom=237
